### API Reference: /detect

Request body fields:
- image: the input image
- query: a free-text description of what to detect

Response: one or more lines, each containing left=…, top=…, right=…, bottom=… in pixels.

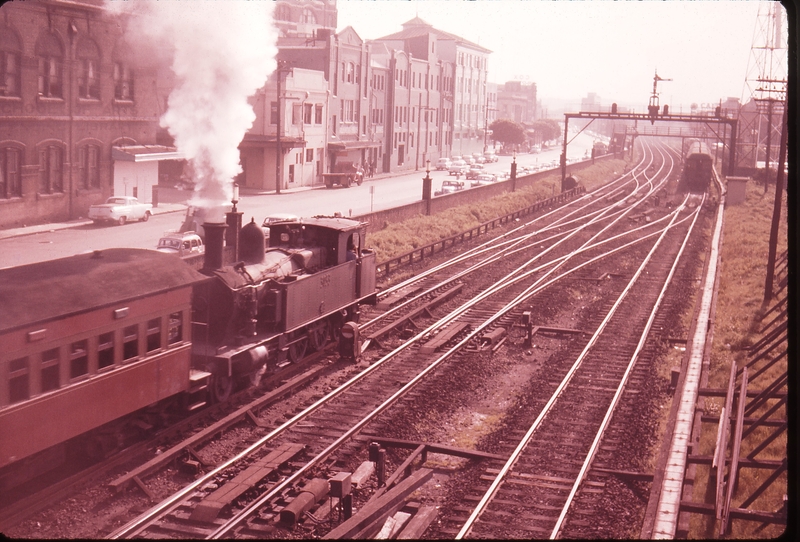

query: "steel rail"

left=376, top=143, right=656, bottom=300
left=209, top=167, right=679, bottom=540
left=549, top=193, right=704, bottom=539
left=208, top=144, right=676, bottom=538
left=455, top=195, right=697, bottom=539
left=110, top=141, right=669, bottom=539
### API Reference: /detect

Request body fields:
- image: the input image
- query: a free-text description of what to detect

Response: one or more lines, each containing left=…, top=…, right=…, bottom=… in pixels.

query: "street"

left=0, top=132, right=598, bottom=269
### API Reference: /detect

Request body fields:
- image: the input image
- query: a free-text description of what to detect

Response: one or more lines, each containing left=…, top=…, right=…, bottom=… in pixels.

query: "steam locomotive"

left=0, top=216, right=376, bottom=490
left=682, top=140, right=714, bottom=192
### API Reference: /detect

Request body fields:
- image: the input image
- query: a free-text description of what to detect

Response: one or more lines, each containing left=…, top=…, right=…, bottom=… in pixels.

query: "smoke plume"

left=106, top=0, right=277, bottom=222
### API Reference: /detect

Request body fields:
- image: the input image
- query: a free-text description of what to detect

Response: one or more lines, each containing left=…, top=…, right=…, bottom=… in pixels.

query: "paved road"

left=0, top=132, right=600, bottom=269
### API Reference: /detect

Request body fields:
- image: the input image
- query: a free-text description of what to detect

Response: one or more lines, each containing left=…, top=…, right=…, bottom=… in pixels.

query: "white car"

left=156, top=231, right=205, bottom=256
left=448, top=160, right=469, bottom=176
left=435, top=158, right=452, bottom=171
left=89, top=196, right=152, bottom=226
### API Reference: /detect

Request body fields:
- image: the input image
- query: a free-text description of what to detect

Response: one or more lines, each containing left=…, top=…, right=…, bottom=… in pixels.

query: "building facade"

left=0, top=0, right=177, bottom=229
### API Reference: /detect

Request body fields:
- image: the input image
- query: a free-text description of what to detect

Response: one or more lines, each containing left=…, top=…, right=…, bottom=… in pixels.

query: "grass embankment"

left=689, top=180, right=788, bottom=539
left=366, top=158, right=629, bottom=262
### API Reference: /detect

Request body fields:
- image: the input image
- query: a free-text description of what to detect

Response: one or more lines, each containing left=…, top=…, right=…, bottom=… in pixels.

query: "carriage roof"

left=0, top=248, right=208, bottom=333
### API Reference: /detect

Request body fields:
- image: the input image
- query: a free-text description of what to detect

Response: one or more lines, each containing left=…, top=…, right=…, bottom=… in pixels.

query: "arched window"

left=301, top=8, right=316, bottom=24
left=275, top=3, right=292, bottom=21
left=77, top=38, right=100, bottom=99
left=0, top=27, right=21, bottom=97
left=113, top=62, right=134, bottom=100
left=0, top=146, right=22, bottom=198
left=38, top=143, right=64, bottom=194
left=78, top=144, right=100, bottom=189
left=36, top=32, right=64, bottom=98
left=347, top=62, right=354, bottom=83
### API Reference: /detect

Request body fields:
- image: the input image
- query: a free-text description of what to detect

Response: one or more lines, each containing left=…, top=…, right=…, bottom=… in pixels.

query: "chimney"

left=203, top=222, right=228, bottom=271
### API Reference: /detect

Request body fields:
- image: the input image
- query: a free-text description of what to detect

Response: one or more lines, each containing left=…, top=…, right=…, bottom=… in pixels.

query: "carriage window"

left=41, top=348, right=60, bottom=392
left=98, top=332, right=114, bottom=369
left=70, top=340, right=88, bottom=379
left=146, top=318, right=161, bottom=352
left=123, top=324, right=138, bottom=361
left=168, top=312, right=183, bottom=345
left=9, top=357, right=29, bottom=404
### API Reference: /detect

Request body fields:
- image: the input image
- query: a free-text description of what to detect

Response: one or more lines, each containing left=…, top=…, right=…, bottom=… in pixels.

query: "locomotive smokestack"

left=203, top=222, right=228, bottom=271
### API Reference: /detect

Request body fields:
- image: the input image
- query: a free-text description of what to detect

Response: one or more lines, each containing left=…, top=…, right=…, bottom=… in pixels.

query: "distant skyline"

left=337, top=0, right=783, bottom=114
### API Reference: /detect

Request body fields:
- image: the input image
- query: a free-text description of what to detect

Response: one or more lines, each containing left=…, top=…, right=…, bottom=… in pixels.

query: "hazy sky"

left=337, top=0, right=782, bottom=113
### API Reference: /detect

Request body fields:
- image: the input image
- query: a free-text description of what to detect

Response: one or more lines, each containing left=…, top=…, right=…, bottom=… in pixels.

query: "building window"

left=275, top=3, right=291, bottom=21
left=38, top=145, right=63, bottom=194
left=8, top=357, right=29, bottom=404
left=78, top=144, right=100, bottom=189
left=113, top=62, right=134, bottom=101
left=77, top=39, right=100, bottom=99
left=292, top=103, right=302, bottom=125
left=347, top=62, right=354, bottom=83
left=70, top=340, right=89, bottom=379
left=123, top=324, right=138, bottom=361
left=301, top=7, right=316, bottom=24
left=41, top=348, right=60, bottom=393
left=37, top=56, right=62, bottom=98
left=315, top=104, right=323, bottom=124
left=168, top=312, right=183, bottom=345
left=98, top=332, right=115, bottom=369
left=270, top=101, right=278, bottom=124
left=0, top=45, right=20, bottom=97
left=146, top=318, right=161, bottom=353
left=0, top=146, right=21, bottom=198
left=304, top=103, right=312, bottom=124
left=306, top=148, right=314, bottom=162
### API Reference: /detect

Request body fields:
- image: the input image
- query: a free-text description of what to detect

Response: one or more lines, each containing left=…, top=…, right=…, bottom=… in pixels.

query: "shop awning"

left=327, top=140, right=382, bottom=151
left=112, top=145, right=185, bottom=162
left=239, top=134, right=306, bottom=149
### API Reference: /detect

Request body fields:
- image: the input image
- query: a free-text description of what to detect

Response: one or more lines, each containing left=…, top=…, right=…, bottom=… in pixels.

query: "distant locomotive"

left=0, top=216, right=376, bottom=490
left=682, top=140, right=714, bottom=192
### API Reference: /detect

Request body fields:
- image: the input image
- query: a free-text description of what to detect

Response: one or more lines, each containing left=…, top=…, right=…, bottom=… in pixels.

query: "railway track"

left=5, top=138, right=716, bottom=540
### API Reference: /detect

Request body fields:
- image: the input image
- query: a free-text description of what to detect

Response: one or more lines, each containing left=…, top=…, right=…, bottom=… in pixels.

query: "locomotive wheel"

left=308, top=320, right=330, bottom=352
left=209, top=373, right=233, bottom=403
left=288, top=335, right=308, bottom=362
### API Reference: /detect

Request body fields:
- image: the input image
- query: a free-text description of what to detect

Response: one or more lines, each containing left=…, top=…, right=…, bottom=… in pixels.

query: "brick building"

left=0, top=0, right=175, bottom=228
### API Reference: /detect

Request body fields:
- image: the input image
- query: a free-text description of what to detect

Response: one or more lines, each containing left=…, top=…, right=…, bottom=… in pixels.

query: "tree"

left=489, top=118, right=525, bottom=148
left=528, top=119, right=561, bottom=146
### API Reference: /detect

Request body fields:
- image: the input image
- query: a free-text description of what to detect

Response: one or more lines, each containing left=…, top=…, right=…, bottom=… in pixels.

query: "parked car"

left=450, top=155, right=463, bottom=163
left=472, top=153, right=486, bottom=164
left=435, top=158, right=452, bottom=171
left=464, top=156, right=476, bottom=166
left=434, top=180, right=465, bottom=196
left=483, top=151, right=498, bottom=163
left=156, top=231, right=205, bottom=256
left=466, top=164, right=485, bottom=179
left=262, top=213, right=299, bottom=238
left=470, top=174, right=497, bottom=187
left=89, top=196, right=152, bottom=226
left=448, top=160, right=469, bottom=176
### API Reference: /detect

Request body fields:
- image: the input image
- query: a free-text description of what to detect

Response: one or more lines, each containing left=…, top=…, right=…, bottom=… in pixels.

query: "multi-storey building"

left=239, top=68, right=328, bottom=191
left=0, top=0, right=176, bottom=228
left=496, top=81, right=537, bottom=124
left=373, top=16, right=489, bottom=163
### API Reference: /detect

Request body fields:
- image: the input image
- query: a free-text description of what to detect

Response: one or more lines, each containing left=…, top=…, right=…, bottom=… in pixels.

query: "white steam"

left=106, top=0, right=277, bottom=222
